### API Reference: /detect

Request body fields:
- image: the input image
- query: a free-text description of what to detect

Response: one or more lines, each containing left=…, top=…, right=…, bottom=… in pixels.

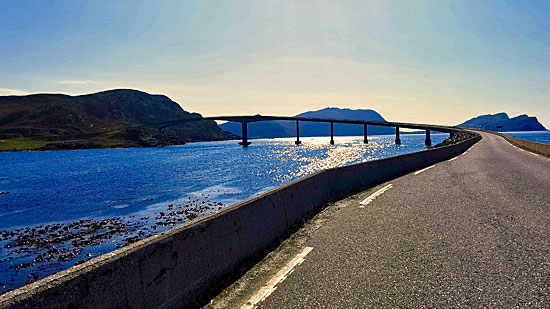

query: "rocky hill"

left=458, top=113, right=547, bottom=131
left=220, top=107, right=395, bottom=138
left=0, top=89, right=237, bottom=151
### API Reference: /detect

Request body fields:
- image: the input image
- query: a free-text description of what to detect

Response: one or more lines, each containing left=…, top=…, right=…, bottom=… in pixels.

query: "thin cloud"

left=0, top=88, right=30, bottom=96
left=57, top=80, right=97, bottom=85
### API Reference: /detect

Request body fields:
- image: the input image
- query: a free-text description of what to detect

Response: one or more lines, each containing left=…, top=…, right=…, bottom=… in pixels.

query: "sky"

left=1, top=0, right=549, bottom=127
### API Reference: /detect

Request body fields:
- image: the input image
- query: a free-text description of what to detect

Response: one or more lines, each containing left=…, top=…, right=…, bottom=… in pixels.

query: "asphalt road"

left=257, top=132, right=550, bottom=308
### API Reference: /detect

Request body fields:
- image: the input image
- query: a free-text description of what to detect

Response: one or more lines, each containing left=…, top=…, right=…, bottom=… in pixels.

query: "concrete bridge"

left=151, top=115, right=462, bottom=147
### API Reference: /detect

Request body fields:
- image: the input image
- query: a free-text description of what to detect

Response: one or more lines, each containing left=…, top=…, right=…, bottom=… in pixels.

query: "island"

left=458, top=112, right=547, bottom=131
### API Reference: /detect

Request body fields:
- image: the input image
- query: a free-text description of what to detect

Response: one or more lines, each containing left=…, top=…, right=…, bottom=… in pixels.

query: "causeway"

left=236, top=132, right=549, bottom=308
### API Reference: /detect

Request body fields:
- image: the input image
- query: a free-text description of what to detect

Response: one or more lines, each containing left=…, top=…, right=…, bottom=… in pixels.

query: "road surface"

left=218, top=132, right=549, bottom=308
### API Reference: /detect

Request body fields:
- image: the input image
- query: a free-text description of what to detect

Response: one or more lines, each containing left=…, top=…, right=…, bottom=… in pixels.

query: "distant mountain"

left=0, top=89, right=237, bottom=151
left=220, top=107, right=395, bottom=138
left=458, top=113, right=547, bottom=131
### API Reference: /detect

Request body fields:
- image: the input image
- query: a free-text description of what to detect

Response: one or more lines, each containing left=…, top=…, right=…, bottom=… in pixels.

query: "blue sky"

left=1, top=0, right=549, bottom=127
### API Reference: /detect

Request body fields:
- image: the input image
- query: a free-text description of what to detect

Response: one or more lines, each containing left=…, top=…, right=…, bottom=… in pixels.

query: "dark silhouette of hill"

left=0, top=89, right=236, bottom=151
left=220, top=107, right=395, bottom=138
left=458, top=113, right=546, bottom=131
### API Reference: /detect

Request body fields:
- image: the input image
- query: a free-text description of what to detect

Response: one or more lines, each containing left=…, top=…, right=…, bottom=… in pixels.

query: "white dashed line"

left=414, top=165, right=435, bottom=175
left=359, top=184, right=393, bottom=207
left=242, top=247, right=313, bottom=309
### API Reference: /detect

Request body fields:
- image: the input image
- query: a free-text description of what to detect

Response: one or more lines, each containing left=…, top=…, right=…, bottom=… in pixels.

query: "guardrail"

left=0, top=134, right=481, bottom=309
left=466, top=128, right=550, bottom=158
left=497, top=133, right=550, bottom=158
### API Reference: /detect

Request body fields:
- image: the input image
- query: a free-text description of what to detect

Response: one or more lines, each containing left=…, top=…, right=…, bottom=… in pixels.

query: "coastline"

left=0, top=132, right=442, bottom=153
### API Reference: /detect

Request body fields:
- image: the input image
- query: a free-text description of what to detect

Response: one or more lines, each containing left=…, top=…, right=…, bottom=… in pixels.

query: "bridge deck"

left=152, top=115, right=461, bottom=134
left=210, top=132, right=550, bottom=307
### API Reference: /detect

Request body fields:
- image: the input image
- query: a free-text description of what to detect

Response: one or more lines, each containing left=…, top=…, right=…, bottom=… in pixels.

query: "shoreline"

left=1, top=132, right=449, bottom=153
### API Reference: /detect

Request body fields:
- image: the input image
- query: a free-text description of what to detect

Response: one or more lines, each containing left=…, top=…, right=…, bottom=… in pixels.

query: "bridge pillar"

left=425, top=129, right=432, bottom=146
left=295, top=120, right=302, bottom=145
left=238, top=122, right=251, bottom=147
left=330, top=122, right=335, bottom=145
left=395, top=127, right=401, bottom=145
left=363, top=124, right=368, bottom=144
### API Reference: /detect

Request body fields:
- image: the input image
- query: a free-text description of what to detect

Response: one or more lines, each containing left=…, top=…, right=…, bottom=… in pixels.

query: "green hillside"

left=0, top=89, right=237, bottom=151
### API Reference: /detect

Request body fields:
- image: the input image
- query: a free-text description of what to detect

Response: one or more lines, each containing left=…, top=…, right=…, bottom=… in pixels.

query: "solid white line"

left=531, top=153, right=540, bottom=157
left=462, top=150, right=469, bottom=156
left=242, top=247, right=313, bottom=309
left=414, top=165, right=435, bottom=175
left=359, top=184, right=393, bottom=207
left=448, top=157, right=459, bottom=162
left=518, top=148, right=525, bottom=152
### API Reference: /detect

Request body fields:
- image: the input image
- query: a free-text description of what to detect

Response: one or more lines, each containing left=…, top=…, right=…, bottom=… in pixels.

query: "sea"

left=0, top=133, right=449, bottom=294
left=504, top=131, right=550, bottom=144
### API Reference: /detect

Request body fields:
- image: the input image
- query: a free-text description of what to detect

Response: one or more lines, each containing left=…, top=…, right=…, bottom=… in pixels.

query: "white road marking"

left=414, top=165, right=435, bottom=175
left=359, top=184, right=393, bottom=207
left=518, top=148, right=525, bottom=152
left=448, top=157, right=459, bottom=162
left=242, top=247, right=313, bottom=309
left=531, top=153, right=540, bottom=157
left=462, top=150, right=469, bottom=156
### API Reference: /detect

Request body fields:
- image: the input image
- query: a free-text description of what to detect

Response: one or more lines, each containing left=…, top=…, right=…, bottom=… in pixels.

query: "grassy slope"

left=0, top=137, right=48, bottom=152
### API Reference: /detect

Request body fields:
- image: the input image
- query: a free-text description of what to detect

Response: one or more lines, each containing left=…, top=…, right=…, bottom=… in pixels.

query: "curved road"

left=243, top=132, right=550, bottom=307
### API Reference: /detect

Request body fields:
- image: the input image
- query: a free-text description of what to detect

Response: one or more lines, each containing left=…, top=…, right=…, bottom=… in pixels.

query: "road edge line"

left=241, top=247, right=314, bottom=309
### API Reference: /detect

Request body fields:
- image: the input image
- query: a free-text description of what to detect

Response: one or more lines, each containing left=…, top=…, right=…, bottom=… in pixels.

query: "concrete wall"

left=499, top=133, right=550, bottom=158
left=0, top=135, right=480, bottom=309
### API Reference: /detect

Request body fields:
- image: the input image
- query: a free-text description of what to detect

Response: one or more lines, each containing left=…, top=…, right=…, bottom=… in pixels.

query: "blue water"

left=505, top=131, right=550, bottom=144
left=0, top=133, right=447, bottom=294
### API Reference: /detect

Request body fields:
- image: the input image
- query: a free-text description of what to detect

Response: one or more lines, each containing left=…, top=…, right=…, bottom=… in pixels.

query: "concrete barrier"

left=0, top=134, right=480, bottom=309
left=327, top=135, right=480, bottom=201
left=498, top=133, right=550, bottom=158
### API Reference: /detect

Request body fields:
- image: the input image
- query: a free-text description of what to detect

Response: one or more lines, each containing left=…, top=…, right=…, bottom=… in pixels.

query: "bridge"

left=151, top=115, right=463, bottom=147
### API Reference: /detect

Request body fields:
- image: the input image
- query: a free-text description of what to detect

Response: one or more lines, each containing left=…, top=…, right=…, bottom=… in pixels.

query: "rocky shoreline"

left=430, top=131, right=478, bottom=148
left=0, top=196, right=224, bottom=295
